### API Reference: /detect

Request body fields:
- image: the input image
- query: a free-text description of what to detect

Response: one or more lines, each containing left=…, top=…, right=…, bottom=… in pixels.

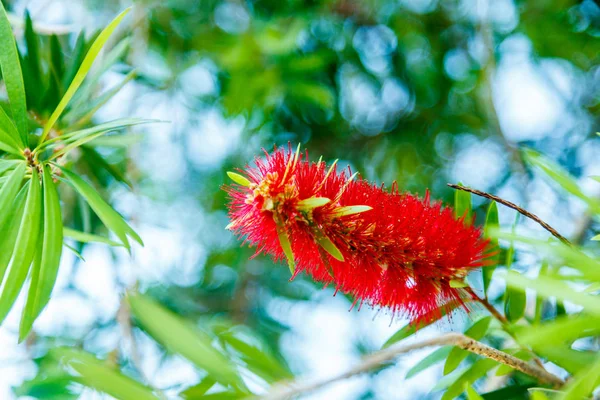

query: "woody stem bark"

left=263, top=332, right=564, bottom=400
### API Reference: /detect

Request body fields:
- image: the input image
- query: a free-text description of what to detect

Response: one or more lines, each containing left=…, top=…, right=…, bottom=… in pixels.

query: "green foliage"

left=0, top=6, right=142, bottom=340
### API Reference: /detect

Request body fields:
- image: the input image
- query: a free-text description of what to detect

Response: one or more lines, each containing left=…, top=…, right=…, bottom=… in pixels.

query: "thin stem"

left=447, top=183, right=570, bottom=245
left=263, top=332, right=564, bottom=400
left=466, top=287, right=546, bottom=369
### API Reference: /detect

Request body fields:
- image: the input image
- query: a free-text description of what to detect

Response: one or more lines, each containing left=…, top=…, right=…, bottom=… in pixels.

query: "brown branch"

left=447, top=184, right=571, bottom=245
left=263, top=333, right=564, bottom=400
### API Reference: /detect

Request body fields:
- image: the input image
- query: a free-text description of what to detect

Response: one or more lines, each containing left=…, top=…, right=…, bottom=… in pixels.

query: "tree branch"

left=263, top=333, right=564, bottom=400
left=447, top=183, right=571, bottom=245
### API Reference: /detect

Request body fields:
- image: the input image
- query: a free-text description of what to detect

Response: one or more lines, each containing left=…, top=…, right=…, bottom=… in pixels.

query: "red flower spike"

left=224, top=145, right=492, bottom=324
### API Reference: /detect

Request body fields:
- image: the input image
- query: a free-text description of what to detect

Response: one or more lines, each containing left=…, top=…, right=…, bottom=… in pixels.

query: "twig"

left=447, top=184, right=571, bottom=245
left=465, top=287, right=546, bottom=369
left=263, top=333, right=564, bottom=400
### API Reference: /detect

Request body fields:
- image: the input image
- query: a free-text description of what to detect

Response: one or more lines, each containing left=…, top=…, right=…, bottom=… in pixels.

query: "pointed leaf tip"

left=332, top=205, right=372, bottom=217
left=227, top=172, right=252, bottom=187
left=297, top=197, right=331, bottom=210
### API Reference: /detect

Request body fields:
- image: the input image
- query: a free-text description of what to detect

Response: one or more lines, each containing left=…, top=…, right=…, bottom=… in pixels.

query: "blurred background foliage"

left=0, top=0, right=599, bottom=399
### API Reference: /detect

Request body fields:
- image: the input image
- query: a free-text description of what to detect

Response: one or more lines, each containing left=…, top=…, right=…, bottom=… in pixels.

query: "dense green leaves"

left=0, top=169, right=41, bottom=326
left=20, top=165, right=63, bottom=340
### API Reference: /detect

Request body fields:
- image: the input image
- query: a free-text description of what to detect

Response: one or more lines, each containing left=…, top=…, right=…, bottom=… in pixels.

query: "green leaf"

left=465, top=384, right=484, bottom=400
left=297, top=197, right=331, bottom=210
left=51, top=347, right=158, bottom=400
left=64, top=227, right=122, bottom=247
left=0, top=163, right=26, bottom=229
left=0, top=105, right=22, bottom=150
left=449, top=279, right=469, bottom=288
left=504, top=271, right=600, bottom=316
left=0, top=2, right=28, bottom=146
left=382, top=302, right=461, bottom=348
left=59, top=166, right=142, bottom=250
left=181, top=377, right=216, bottom=398
left=226, top=172, right=251, bottom=187
left=331, top=205, right=372, bottom=217
left=0, top=184, right=28, bottom=284
left=40, top=8, right=131, bottom=142
left=557, top=356, right=600, bottom=400
left=273, top=216, right=295, bottom=274
left=444, top=317, right=492, bottom=375
left=20, top=165, right=64, bottom=341
left=219, top=330, right=292, bottom=383
left=483, top=201, right=499, bottom=293
left=504, top=271, right=527, bottom=323
left=523, top=148, right=600, bottom=214
left=313, top=228, right=344, bottom=261
left=0, top=169, right=42, bottom=325
left=405, top=347, right=451, bottom=379
left=591, top=234, right=599, bottom=241
left=44, top=118, right=154, bottom=157
left=441, top=358, right=497, bottom=400
left=128, top=293, right=248, bottom=392
left=65, top=70, right=137, bottom=126
left=454, top=183, right=471, bottom=221
left=23, top=11, right=41, bottom=109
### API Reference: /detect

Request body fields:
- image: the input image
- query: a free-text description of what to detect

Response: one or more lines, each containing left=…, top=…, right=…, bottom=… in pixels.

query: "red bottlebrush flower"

left=225, top=145, right=491, bottom=324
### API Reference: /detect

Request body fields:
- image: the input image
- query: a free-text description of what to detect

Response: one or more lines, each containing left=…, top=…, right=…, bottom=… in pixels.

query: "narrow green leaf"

left=219, top=331, right=292, bottom=383
left=382, top=302, right=461, bottom=348
left=40, top=8, right=131, bottom=142
left=444, top=317, right=492, bottom=375
left=523, top=148, right=600, bottom=214
left=51, top=347, right=159, bottom=400
left=591, top=234, right=599, bottom=241
left=24, top=11, right=42, bottom=107
left=441, top=358, right=497, bottom=400
left=46, top=119, right=154, bottom=158
left=0, top=162, right=26, bottom=229
left=297, top=197, right=330, bottom=210
left=226, top=172, right=251, bottom=187
left=59, top=166, right=142, bottom=249
left=66, top=70, right=137, bottom=126
left=331, top=205, right=372, bottom=217
left=19, top=237, right=42, bottom=341
left=0, top=2, right=28, bottom=145
left=0, top=105, right=22, bottom=149
left=557, top=356, right=600, bottom=400
left=504, top=271, right=600, bottom=316
left=449, top=279, right=468, bottom=288
left=0, top=185, right=28, bottom=284
left=465, top=384, right=484, bottom=400
left=68, top=37, right=131, bottom=109
left=128, top=293, right=248, bottom=392
left=483, top=201, right=499, bottom=293
left=181, top=377, right=216, bottom=399
left=20, top=165, right=64, bottom=341
left=275, top=219, right=295, bottom=274
left=504, top=271, right=527, bottom=322
left=405, top=347, right=451, bottom=379
left=313, top=229, right=344, bottom=261
left=40, top=118, right=153, bottom=151
left=0, top=170, right=42, bottom=325
left=64, top=244, right=85, bottom=262
left=64, top=227, right=122, bottom=247
left=454, top=183, right=471, bottom=221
